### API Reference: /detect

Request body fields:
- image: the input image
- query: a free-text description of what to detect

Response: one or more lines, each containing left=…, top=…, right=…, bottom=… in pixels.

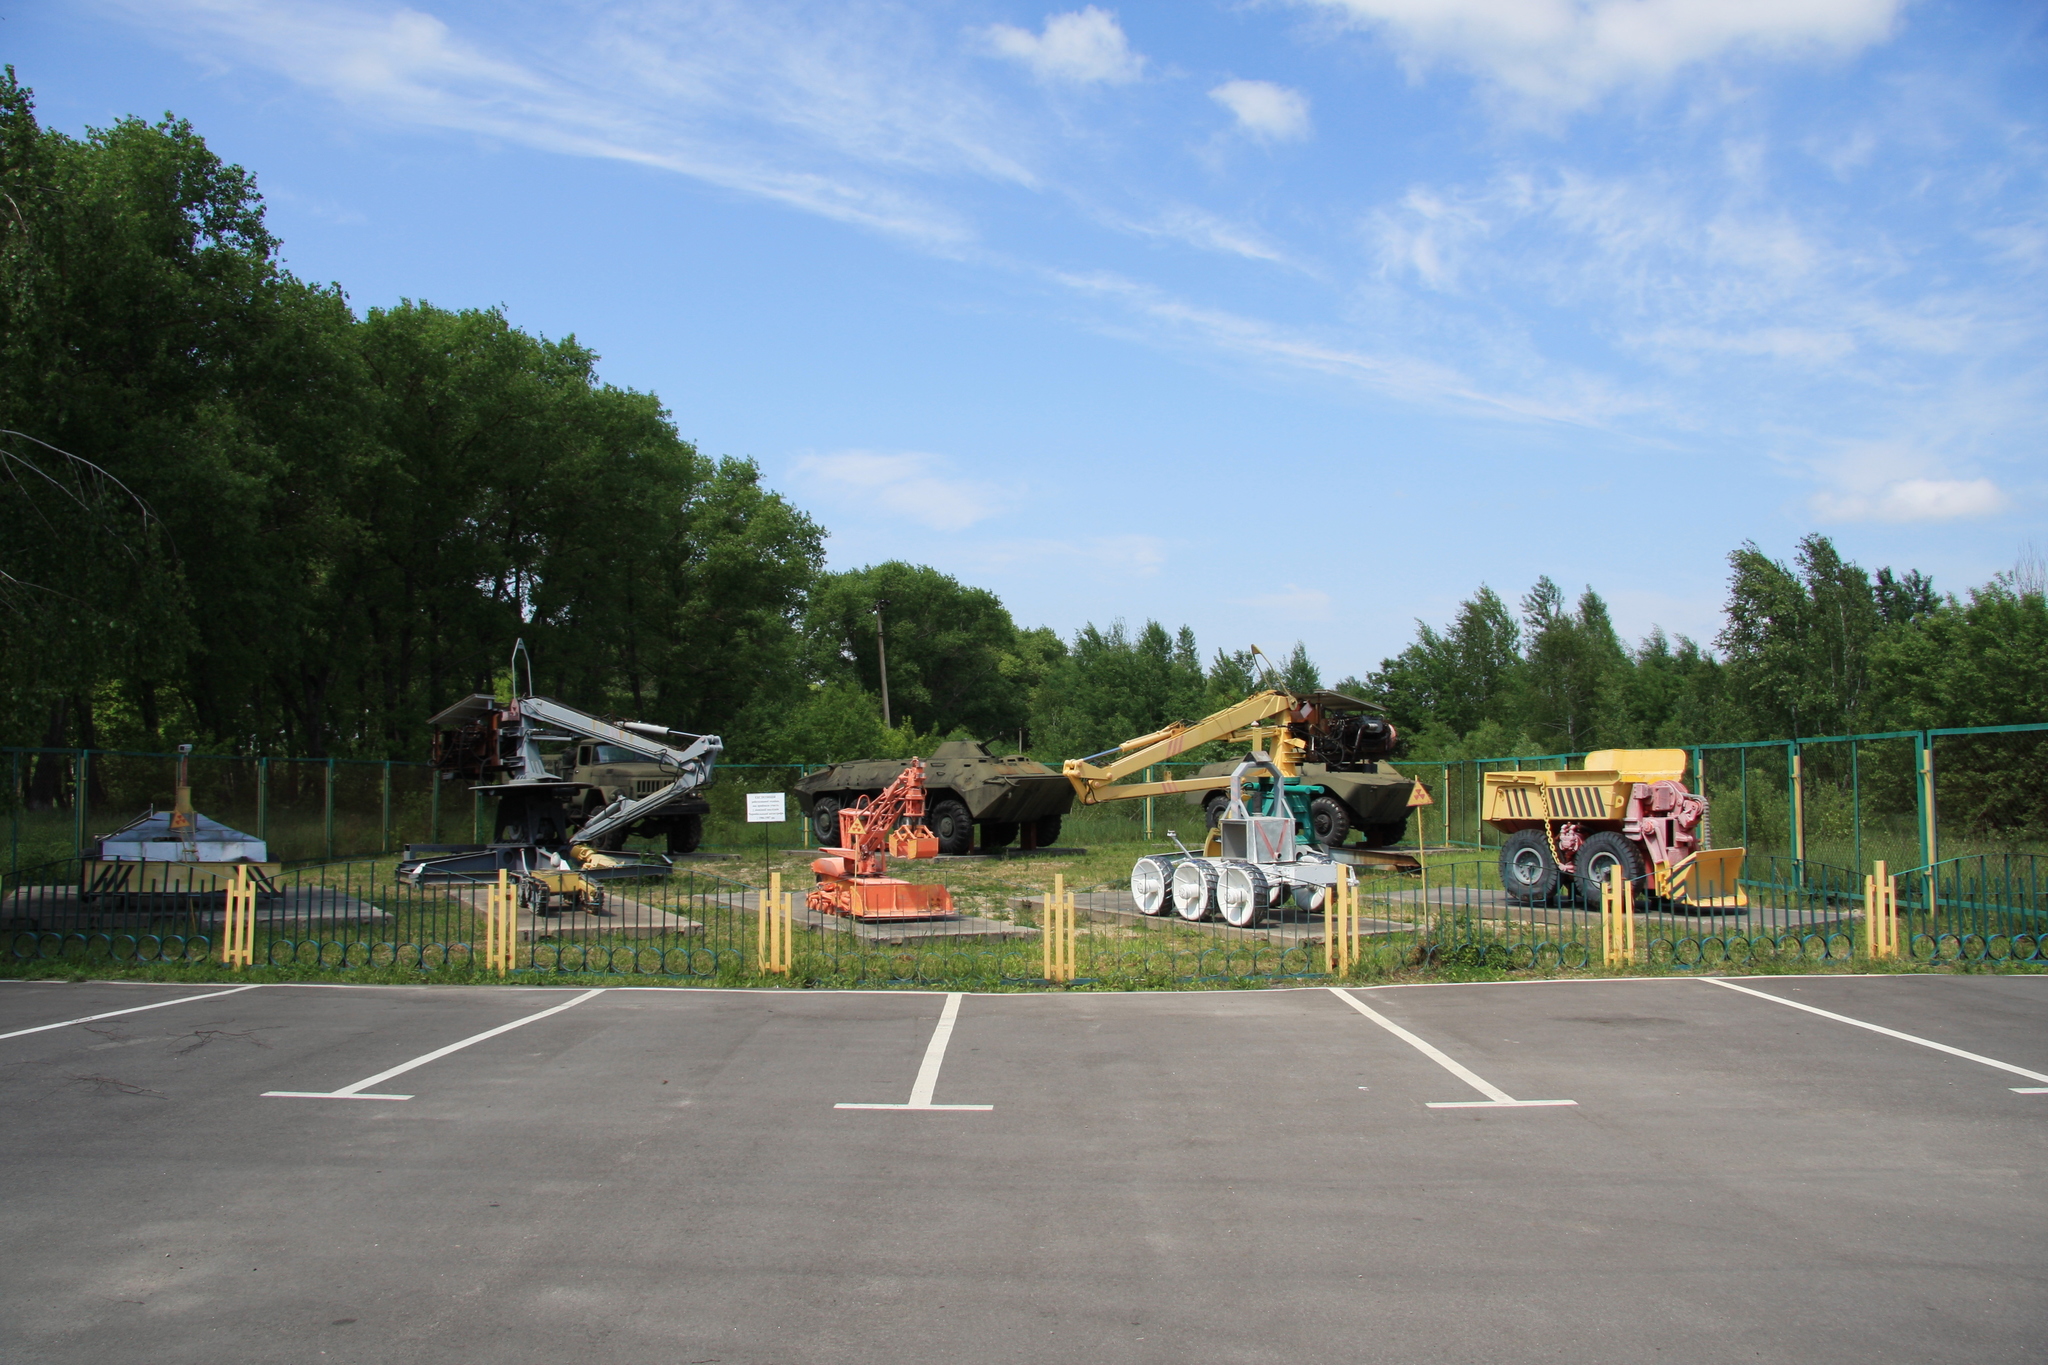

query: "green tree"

left=805, top=562, right=1028, bottom=740
left=1519, top=578, right=1628, bottom=752
left=1028, top=620, right=1206, bottom=761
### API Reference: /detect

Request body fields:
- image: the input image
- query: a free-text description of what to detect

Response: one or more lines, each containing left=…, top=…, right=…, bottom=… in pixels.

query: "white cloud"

left=1111, top=204, right=1302, bottom=267
left=792, top=451, right=1007, bottom=529
left=1804, top=439, right=2011, bottom=523
left=1812, top=477, right=2009, bottom=522
left=104, top=0, right=1042, bottom=249
left=1209, top=79, right=1313, bottom=141
left=983, top=7, right=1144, bottom=85
left=956, top=534, right=1167, bottom=577
left=1299, top=0, right=1906, bottom=110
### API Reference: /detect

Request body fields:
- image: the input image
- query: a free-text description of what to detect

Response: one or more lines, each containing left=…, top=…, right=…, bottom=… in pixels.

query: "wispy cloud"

left=1296, top=0, right=1907, bottom=112
left=981, top=7, right=1145, bottom=85
left=106, top=0, right=1043, bottom=248
left=1805, top=439, right=2012, bottom=523
left=791, top=450, right=1007, bottom=529
left=1209, top=79, right=1312, bottom=141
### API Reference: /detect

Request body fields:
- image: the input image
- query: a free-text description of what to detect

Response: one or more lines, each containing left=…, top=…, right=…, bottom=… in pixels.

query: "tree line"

left=2, top=74, right=2040, bottom=814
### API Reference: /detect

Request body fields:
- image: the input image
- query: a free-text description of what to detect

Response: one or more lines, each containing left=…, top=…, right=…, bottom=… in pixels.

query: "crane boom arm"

left=511, top=695, right=723, bottom=846
left=1062, top=690, right=1304, bottom=806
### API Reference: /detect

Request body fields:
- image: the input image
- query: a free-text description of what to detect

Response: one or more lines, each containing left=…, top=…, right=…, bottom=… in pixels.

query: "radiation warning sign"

left=1406, top=780, right=1434, bottom=808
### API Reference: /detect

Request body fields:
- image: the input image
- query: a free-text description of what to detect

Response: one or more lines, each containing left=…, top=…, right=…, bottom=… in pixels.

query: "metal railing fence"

left=16, top=849, right=2041, bottom=986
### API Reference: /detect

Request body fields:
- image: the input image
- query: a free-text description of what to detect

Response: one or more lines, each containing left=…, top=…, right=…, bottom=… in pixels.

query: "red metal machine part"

left=807, top=758, right=955, bottom=920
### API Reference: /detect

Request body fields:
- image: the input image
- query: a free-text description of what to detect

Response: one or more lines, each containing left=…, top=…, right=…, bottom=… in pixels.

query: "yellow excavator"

left=1061, top=687, right=1418, bottom=866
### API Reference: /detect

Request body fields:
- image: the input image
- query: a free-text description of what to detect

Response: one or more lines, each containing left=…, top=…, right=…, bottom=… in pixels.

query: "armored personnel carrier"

left=794, top=740, right=1075, bottom=855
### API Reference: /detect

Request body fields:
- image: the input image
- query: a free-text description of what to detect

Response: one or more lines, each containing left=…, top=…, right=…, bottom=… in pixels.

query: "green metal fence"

left=12, top=845, right=2044, bottom=986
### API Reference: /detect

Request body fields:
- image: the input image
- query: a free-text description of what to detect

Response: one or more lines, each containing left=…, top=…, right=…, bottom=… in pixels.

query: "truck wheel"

left=1308, top=795, right=1352, bottom=848
left=1033, top=814, right=1063, bottom=847
left=1172, top=859, right=1217, bottom=920
left=1499, top=829, right=1561, bottom=904
left=981, top=821, right=1018, bottom=851
left=811, top=797, right=842, bottom=845
left=1575, top=831, right=1647, bottom=911
left=929, top=799, right=974, bottom=856
left=666, top=815, right=704, bottom=855
left=1203, top=793, right=1229, bottom=829
left=1216, top=861, right=1269, bottom=928
left=1365, top=821, right=1407, bottom=847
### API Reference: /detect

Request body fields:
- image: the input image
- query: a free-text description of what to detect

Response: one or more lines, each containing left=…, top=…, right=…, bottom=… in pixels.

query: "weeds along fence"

left=9, top=848, right=2043, bottom=985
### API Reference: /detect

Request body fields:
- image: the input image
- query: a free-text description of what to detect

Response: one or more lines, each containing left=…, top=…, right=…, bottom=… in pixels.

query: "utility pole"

left=873, top=598, right=892, bottom=728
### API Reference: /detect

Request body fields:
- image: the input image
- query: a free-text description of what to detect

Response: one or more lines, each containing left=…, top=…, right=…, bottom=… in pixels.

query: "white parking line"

left=263, top=988, right=606, bottom=1100
left=0, top=984, right=263, bottom=1041
left=1331, top=988, right=1576, bottom=1109
left=1704, top=977, right=2048, bottom=1093
left=835, top=992, right=993, bottom=1112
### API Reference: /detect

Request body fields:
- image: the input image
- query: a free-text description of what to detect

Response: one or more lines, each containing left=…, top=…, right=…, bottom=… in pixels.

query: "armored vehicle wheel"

left=1130, top=855, right=1175, bottom=915
left=1172, top=859, right=1217, bottom=920
left=1575, top=831, right=1647, bottom=911
left=1203, top=793, right=1229, bottom=829
left=981, top=821, right=1019, bottom=851
left=1500, top=829, right=1560, bottom=903
left=666, top=814, right=703, bottom=855
left=1365, top=821, right=1406, bottom=847
left=1216, top=861, right=1269, bottom=928
left=1033, top=814, right=1063, bottom=847
left=929, top=798, right=975, bottom=856
left=811, top=797, right=842, bottom=845
left=1308, top=795, right=1353, bottom=848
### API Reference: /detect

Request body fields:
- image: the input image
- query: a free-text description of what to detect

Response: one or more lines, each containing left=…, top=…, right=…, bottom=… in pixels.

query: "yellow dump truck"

left=1483, top=749, right=1745, bottom=910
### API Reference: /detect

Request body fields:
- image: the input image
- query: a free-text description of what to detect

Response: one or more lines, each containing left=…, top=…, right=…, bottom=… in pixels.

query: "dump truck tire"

left=929, top=798, right=974, bottom=856
left=1500, top=829, right=1561, bottom=904
left=811, top=796, right=842, bottom=845
left=1575, top=831, right=1646, bottom=911
left=1308, top=795, right=1352, bottom=848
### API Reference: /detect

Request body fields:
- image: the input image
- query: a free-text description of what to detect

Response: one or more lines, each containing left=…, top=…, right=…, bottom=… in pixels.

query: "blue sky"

left=12, top=0, right=2045, bottom=681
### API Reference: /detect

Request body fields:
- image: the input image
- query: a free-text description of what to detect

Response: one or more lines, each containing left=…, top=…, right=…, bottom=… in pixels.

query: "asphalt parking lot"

left=2, top=972, right=2043, bottom=1364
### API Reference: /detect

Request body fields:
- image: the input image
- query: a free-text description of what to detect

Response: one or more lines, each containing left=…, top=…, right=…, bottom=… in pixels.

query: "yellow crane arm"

left=1061, top=690, right=1303, bottom=806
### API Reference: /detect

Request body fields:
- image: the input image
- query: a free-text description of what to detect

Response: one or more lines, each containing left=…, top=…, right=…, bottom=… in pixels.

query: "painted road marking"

left=1330, top=987, right=1576, bottom=1109
left=1704, top=977, right=2048, bottom=1092
left=0, top=984, right=263, bottom=1041
left=263, top=988, right=606, bottom=1100
left=835, top=992, right=993, bottom=1111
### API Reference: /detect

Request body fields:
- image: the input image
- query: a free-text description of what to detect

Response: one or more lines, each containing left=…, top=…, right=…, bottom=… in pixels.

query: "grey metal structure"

left=1129, top=754, right=1340, bottom=928
left=398, top=659, right=722, bottom=884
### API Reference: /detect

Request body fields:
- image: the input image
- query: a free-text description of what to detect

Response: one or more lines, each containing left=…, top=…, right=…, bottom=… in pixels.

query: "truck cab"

left=550, top=741, right=712, bottom=853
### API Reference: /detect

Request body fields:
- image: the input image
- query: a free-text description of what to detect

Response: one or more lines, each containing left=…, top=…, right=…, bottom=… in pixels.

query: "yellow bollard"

left=1325, top=866, right=1357, bottom=977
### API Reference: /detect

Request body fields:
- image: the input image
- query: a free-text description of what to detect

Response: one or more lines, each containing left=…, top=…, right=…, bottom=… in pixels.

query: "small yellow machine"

left=1483, top=749, right=1745, bottom=910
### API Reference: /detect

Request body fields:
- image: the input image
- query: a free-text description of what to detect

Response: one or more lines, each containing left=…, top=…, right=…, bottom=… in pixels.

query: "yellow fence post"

left=483, top=866, right=512, bottom=978
left=1865, top=859, right=1898, bottom=961
left=1045, top=874, right=1074, bottom=984
left=1603, top=864, right=1635, bottom=968
left=1325, top=865, right=1357, bottom=977
left=221, top=863, right=254, bottom=971
left=760, top=871, right=791, bottom=975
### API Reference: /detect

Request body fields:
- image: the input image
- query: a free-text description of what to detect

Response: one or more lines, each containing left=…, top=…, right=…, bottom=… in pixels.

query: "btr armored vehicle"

left=795, top=740, right=1075, bottom=855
